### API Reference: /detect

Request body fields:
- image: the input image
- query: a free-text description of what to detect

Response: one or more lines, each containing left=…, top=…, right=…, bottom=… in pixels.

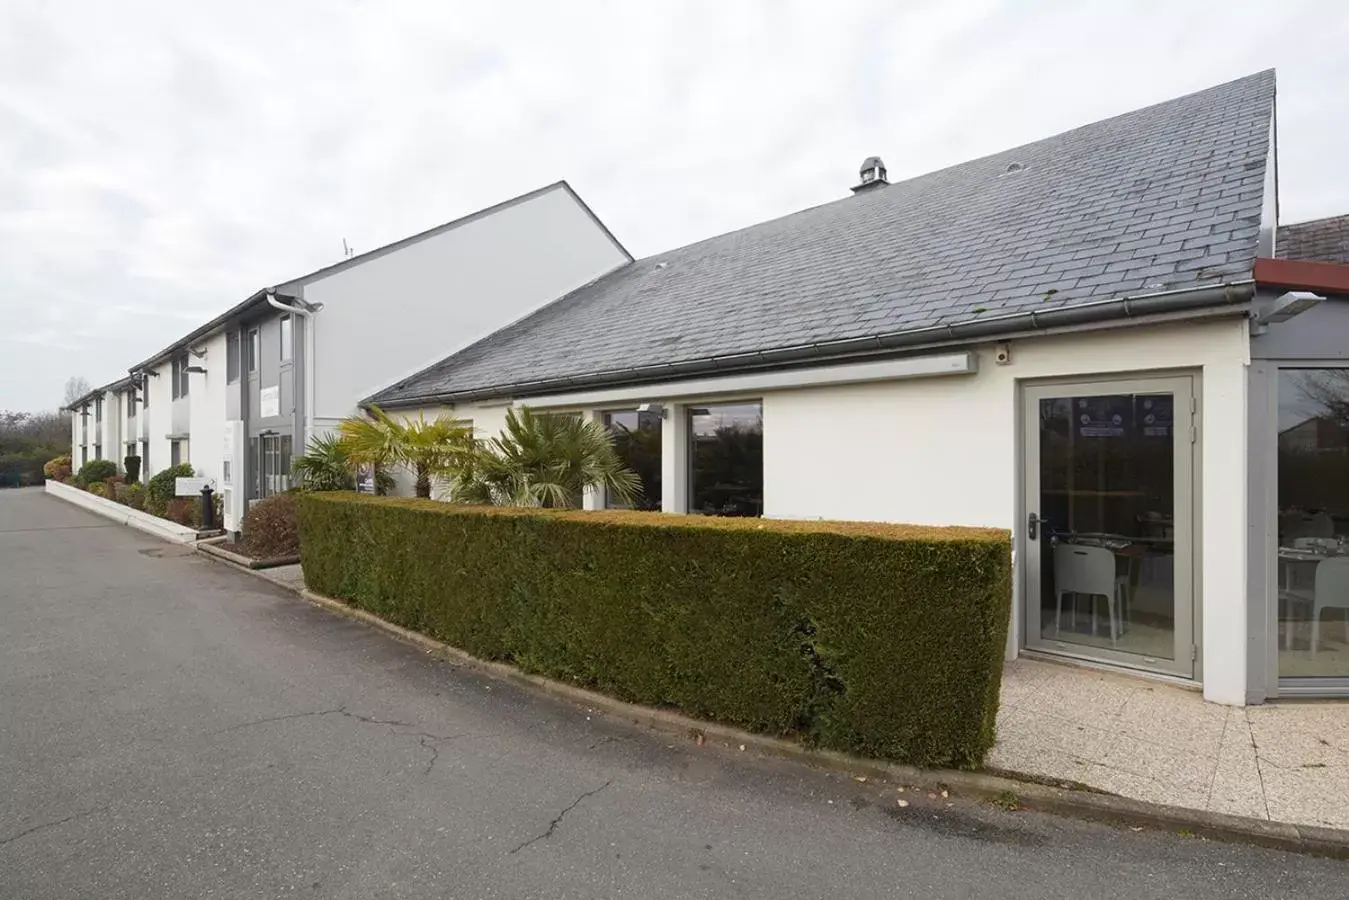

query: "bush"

left=120, top=482, right=146, bottom=510
left=146, top=463, right=196, bottom=517
left=242, top=493, right=300, bottom=559
left=44, top=455, right=72, bottom=480
left=124, top=455, right=141, bottom=483
left=75, top=458, right=118, bottom=487
left=298, top=494, right=1012, bottom=768
left=87, top=482, right=107, bottom=497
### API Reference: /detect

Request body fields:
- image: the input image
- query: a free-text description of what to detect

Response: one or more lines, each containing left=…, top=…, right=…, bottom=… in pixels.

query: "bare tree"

left=63, top=376, right=92, bottom=407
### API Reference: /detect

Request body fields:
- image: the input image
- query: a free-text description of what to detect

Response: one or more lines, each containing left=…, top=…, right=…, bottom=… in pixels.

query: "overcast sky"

left=2, top=1, right=1347, bottom=411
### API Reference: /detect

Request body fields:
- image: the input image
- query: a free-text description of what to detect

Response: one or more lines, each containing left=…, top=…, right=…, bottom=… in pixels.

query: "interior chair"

left=1054, top=543, right=1128, bottom=645
left=1310, top=557, right=1349, bottom=659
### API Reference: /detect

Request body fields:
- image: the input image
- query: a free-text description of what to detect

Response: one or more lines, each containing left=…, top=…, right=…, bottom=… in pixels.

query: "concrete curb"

left=197, top=539, right=300, bottom=570
left=215, top=560, right=1349, bottom=859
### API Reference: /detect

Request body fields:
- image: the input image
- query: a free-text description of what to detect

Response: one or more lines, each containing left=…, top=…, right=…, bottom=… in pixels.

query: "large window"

left=603, top=408, right=662, bottom=510
left=279, top=316, right=293, bottom=362
left=227, top=332, right=240, bottom=383
left=94, top=397, right=103, bottom=425
left=247, top=329, right=260, bottom=374
left=126, top=390, right=136, bottom=418
left=171, top=356, right=190, bottom=399
left=1277, top=369, right=1349, bottom=680
left=688, top=402, right=763, bottom=517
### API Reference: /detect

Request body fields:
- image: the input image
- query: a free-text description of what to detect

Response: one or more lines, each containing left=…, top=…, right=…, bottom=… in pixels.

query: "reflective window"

left=227, top=332, right=240, bottom=383
left=247, top=329, right=260, bottom=373
left=1277, top=369, right=1349, bottom=679
left=688, top=402, right=763, bottom=517
left=604, top=408, right=662, bottom=510
left=280, top=316, right=293, bottom=362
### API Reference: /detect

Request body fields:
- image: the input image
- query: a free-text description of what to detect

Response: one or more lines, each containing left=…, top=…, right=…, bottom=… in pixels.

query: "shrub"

left=164, top=498, right=196, bottom=527
left=242, top=492, right=300, bottom=559
left=146, top=463, right=196, bottom=517
left=44, top=455, right=72, bottom=480
left=75, top=458, right=117, bottom=486
left=298, top=494, right=1012, bottom=768
left=87, top=482, right=107, bottom=497
left=124, top=455, right=142, bottom=483
left=121, top=482, right=146, bottom=510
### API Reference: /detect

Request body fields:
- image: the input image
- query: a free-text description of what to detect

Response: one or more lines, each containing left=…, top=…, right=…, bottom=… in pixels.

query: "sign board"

left=175, top=477, right=211, bottom=496
left=1139, top=395, right=1173, bottom=438
left=355, top=463, right=377, bottom=495
left=1075, top=396, right=1129, bottom=438
left=259, top=386, right=280, bottom=419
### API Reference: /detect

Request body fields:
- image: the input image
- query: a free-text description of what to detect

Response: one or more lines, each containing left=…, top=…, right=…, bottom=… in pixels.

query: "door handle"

left=1028, top=512, right=1042, bottom=541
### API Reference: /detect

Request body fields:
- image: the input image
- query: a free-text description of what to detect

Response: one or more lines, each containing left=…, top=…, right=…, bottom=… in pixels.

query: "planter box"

left=45, top=480, right=207, bottom=544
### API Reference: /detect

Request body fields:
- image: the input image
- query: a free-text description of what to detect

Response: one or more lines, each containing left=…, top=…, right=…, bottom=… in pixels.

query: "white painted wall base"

left=45, top=479, right=203, bottom=544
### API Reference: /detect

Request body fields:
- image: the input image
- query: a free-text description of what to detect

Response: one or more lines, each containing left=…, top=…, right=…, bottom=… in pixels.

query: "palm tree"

left=336, top=406, right=474, bottom=499
left=451, top=406, right=641, bottom=508
left=292, top=433, right=356, bottom=492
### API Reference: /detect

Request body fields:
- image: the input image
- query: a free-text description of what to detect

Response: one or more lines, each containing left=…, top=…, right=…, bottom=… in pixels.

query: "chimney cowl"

left=851, top=156, right=888, bottom=193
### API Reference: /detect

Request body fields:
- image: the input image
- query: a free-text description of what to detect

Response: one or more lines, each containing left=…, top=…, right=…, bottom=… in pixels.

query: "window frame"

left=227, top=331, right=241, bottom=383
left=247, top=329, right=260, bottom=374
left=685, top=399, right=765, bottom=518
left=601, top=406, right=664, bottom=511
left=279, top=315, right=293, bottom=363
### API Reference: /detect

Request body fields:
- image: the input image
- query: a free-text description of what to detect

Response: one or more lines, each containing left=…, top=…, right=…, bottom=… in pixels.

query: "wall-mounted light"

left=185, top=366, right=208, bottom=375
left=1251, top=290, right=1323, bottom=334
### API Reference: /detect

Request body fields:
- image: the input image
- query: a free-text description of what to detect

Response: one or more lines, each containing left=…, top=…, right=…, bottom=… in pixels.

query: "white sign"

left=259, top=386, right=280, bottom=418
left=175, top=477, right=211, bottom=496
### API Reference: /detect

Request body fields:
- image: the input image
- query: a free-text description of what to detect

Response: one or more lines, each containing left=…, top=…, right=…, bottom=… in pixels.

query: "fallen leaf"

left=896, top=799, right=910, bottom=808
left=940, top=790, right=949, bottom=799
left=896, top=787, right=906, bottom=793
left=695, top=733, right=705, bottom=747
left=854, top=776, right=868, bottom=783
left=738, top=744, right=745, bottom=752
left=1130, top=827, right=1144, bottom=833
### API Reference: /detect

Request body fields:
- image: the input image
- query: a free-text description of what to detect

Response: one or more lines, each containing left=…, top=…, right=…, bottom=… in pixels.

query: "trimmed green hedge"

left=298, top=493, right=1012, bottom=768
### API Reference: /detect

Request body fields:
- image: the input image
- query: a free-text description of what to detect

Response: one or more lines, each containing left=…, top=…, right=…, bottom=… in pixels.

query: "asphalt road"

left=2, top=487, right=1343, bottom=898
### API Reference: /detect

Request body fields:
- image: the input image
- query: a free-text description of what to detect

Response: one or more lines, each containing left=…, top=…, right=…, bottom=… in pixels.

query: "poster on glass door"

left=1074, top=396, right=1130, bottom=437
left=1138, top=395, right=1173, bottom=438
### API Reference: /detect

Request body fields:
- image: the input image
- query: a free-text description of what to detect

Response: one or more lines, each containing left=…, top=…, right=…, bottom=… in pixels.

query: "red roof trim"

left=1254, top=257, right=1349, bottom=294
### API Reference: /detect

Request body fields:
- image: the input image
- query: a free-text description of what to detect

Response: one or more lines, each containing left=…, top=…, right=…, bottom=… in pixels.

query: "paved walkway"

left=9, top=485, right=1346, bottom=897
left=990, top=658, right=1349, bottom=830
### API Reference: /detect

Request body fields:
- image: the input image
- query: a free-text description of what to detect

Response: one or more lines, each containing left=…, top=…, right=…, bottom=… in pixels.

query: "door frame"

left=1019, top=371, right=1201, bottom=680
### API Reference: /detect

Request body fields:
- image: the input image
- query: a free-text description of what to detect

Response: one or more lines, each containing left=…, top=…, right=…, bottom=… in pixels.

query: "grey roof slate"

left=373, top=71, right=1276, bottom=406
left=1278, top=214, right=1349, bottom=263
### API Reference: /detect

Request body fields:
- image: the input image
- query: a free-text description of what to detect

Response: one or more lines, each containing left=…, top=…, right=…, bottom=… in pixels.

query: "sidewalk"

left=989, top=657, right=1349, bottom=830
left=234, top=558, right=1349, bottom=834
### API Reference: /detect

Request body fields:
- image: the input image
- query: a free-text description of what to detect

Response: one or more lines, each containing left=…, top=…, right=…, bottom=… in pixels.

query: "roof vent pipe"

left=852, top=156, right=888, bottom=193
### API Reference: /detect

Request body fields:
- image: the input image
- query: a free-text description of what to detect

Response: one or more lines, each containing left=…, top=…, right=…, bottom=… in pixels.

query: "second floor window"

left=94, top=397, right=103, bottom=424
left=227, top=332, right=240, bottom=383
left=172, top=356, right=191, bottom=400
left=247, top=329, right=260, bottom=374
left=280, top=315, right=293, bottom=362
left=126, top=391, right=136, bottom=418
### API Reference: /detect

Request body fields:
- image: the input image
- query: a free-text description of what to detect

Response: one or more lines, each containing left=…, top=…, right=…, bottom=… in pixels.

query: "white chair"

left=1053, top=544, right=1128, bottom=645
left=1310, top=557, right=1349, bottom=658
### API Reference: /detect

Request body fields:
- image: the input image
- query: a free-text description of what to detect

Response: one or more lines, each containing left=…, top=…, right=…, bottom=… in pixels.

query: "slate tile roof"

left=374, top=71, right=1275, bottom=406
left=1278, top=214, right=1349, bottom=263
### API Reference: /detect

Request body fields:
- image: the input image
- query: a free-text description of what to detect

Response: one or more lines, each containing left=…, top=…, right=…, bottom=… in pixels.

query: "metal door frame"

left=1021, top=373, right=1199, bottom=679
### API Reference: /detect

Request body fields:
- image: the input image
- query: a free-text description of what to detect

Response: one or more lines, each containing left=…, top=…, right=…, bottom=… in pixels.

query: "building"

left=365, top=71, right=1349, bottom=705
left=79, top=181, right=628, bottom=532
left=67, top=377, right=135, bottom=473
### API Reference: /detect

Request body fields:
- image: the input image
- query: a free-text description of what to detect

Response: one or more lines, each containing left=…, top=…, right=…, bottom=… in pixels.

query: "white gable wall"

left=303, top=185, right=629, bottom=434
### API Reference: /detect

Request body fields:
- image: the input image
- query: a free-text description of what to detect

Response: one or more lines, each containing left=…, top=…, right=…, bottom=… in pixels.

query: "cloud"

left=1, top=0, right=1347, bottom=409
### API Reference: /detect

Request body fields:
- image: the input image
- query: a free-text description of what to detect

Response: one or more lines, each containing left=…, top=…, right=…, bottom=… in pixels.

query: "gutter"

left=374, top=280, right=1257, bottom=408
left=266, top=289, right=321, bottom=449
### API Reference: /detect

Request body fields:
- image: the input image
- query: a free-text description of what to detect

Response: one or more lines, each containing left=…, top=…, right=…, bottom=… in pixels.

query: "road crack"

left=0, top=807, right=107, bottom=848
left=509, top=780, right=614, bottom=855
left=212, top=707, right=479, bottom=776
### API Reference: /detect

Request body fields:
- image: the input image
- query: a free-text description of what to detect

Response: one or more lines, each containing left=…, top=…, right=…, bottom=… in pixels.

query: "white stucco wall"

left=302, top=184, right=630, bottom=431
left=142, top=360, right=174, bottom=480
left=188, top=331, right=229, bottom=486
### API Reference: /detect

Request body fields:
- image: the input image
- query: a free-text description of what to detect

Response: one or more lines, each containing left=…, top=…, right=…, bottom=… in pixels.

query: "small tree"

left=336, top=406, right=473, bottom=499
left=450, top=406, right=640, bottom=508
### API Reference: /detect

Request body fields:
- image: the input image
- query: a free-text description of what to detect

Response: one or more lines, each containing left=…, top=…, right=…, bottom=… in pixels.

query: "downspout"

left=265, top=289, right=320, bottom=448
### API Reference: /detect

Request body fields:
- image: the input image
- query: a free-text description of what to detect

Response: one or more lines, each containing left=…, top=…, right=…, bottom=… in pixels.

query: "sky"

left=2, top=1, right=1347, bottom=411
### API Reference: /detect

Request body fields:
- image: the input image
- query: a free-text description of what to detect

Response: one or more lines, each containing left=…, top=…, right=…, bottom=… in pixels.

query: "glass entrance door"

left=1023, top=376, right=1197, bottom=677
